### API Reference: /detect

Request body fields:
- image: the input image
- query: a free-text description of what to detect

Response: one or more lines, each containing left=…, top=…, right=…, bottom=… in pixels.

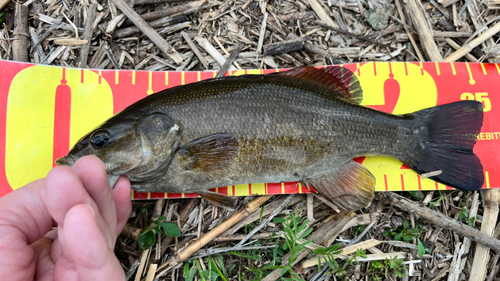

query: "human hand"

left=0, top=156, right=132, bottom=280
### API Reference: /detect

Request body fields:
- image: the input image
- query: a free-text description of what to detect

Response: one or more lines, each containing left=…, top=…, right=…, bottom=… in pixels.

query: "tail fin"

left=405, top=101, right=484, bottom=191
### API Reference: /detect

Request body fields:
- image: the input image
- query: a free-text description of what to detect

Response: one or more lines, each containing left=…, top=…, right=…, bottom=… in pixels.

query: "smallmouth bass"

left=57, top=66, right=484, bottom=210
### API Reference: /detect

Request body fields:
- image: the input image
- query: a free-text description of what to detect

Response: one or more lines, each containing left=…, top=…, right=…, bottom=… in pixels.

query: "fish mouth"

left=55, top=156, right=76, bottom=167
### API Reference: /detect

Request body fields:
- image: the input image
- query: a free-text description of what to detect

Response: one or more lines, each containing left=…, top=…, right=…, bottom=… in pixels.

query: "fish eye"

left=90, top=131, right=110, bottom=148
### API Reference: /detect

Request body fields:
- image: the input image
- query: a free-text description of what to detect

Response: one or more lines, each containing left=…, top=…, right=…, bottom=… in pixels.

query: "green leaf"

left=159, top=221, right=181, bottom=237
left=394, top=233, right=403, bottom=241
left=298, top=228, right=313, bottom=240
left=185, top=266, right=197, bottom=281
left=183, top=262, right=191, bottom=277
left=138, top=230, right=156, bottom=250
left=202, top=270, right=219, bottom=281
left=273, top=217, right=286, bottom=224
left=417, top=239, right=425, bottom=257
left=403, top=220, right=409, bottom=229
left=409, top=228, right=419, bottom=234
left=216, top=255, right=228, bottom=278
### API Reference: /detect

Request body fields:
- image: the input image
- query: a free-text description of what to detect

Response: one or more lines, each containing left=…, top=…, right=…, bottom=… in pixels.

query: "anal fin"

left=197, top=190, right=235, bottom=211
left=302, top=160, right=375, bottom=211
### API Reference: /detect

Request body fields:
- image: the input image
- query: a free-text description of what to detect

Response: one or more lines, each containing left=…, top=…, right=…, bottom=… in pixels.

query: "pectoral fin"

left=177, top=133, right=238, bottom=172
left=197, top=190, right=235, bottom=210
left=302, top=160, right=375, bottom=211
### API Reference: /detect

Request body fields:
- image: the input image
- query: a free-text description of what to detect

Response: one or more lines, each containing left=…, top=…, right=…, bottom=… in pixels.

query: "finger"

left=43, top=165, right=93, bottom=227
left=73, top=156, right=117, bottom=233
left=63, top=204, right=126, bottom=280
left=31, top=238, right=55, bottom=281
left=113, top=176, right=132, bottom=237
left=0, top=179, right=54, bottom=280
left=43, top=165, right=113, bottom=252
left=0, top=178, right=53, bottom=244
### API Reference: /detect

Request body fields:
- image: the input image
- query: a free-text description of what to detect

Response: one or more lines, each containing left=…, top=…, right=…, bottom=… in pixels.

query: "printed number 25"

left=461, top=92, right=491, bottom=112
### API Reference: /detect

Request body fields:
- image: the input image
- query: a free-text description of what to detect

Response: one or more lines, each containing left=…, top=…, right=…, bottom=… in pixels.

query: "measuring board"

left=0, top=61, right=498, bottom=200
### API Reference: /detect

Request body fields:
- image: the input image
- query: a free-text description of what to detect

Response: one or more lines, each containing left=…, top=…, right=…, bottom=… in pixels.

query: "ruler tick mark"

left=481, top=63, right=487, bottom=75
left=147, top=71, right=153, bottom=95
left=450, top=62, right=456, bottom=75
left=466, top=62, right=475, bottom=85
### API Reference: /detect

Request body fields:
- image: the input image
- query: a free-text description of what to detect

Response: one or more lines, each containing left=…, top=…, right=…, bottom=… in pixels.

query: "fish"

left=56, top=66, right=484, bottom=211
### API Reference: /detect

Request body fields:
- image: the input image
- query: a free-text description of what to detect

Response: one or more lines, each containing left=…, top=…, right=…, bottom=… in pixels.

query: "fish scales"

left=137, top=76, right=414, bottom=192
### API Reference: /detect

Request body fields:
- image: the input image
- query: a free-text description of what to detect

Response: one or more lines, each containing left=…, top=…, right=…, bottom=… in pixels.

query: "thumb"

left=62, top=204, right=125, bottom=280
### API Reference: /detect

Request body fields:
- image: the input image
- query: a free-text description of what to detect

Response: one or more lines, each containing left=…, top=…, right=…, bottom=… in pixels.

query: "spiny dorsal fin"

left=177, top=133, right=238, bottom=172
left=301, top=160, right=375, bottom=211
left=272, top=66, right=363, bottom=104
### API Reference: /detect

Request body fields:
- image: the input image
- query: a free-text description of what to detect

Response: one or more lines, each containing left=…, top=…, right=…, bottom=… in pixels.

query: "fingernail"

left=85, top=204, right=96, bottom=218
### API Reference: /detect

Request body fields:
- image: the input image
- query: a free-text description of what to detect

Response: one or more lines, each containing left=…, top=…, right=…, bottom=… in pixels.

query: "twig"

left=469, top=189, right=500, bottom=279
left=216, top=43, right=243, bottom=78
left=0, top=0, right=9, bottom=10
left=125, top=260, right=140, bottom=281
left=405, top=0, right=443, bottom=61
left=113, top=15, right=188, bottom=39
left=445, top=38, right=478, bottom=62
left=256, top=13, right=268, bottom=54
left=200, top=5, right=243, bottom=22
left=111, top=0, right=183, bottom=64
left=135, top=248, right=151, bottom=281
left=189, top=245, right=277, bottom=260
left=395, top=0, right=424, bottom=61
left=33, top=17, right=62, bottom=50
left=79, top=3, right=96, bottom=68
left=12, top=3, right=29, bottom=62
left=104, top=45, right=121, bottom=69
left=307, top=0, right=338, bottom=28
left=445, top=21, right=500, bottom=62
left=380, top=192, right=500, bottom=252
left=458, top=192, right=480, bottom=273
left=29, top=27, right=46, bottom=63
left=486, top=254, right=500, bottom=281
left=121, top=0, right=207, bottom=27
left=222, top=195, right=305, bottom=236
left=235, top=194, right=295, bottom=248
left=212, top=232, right=274, bottom=242
left=193, top=35, right=236, bottom=70
left=264, top=39, right=304, bottom=56
left=145, top=264, right=157, bottom=281
left=155, top=195, right=273, bottom=278
left=347, top=220, right=377, bottom=246
left=181, top=31, right=208, bottom=69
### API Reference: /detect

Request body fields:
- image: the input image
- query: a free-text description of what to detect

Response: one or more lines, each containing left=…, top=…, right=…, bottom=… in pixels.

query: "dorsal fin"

left=271, top=66, right=363, bottom=104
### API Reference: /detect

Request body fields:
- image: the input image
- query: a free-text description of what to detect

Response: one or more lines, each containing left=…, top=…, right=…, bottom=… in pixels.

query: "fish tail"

left=404, top=100, right=484, bottom=191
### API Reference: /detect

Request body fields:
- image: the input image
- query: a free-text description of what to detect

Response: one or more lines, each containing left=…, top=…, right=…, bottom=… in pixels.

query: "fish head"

left=56, top=113, right=181, bottom=185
